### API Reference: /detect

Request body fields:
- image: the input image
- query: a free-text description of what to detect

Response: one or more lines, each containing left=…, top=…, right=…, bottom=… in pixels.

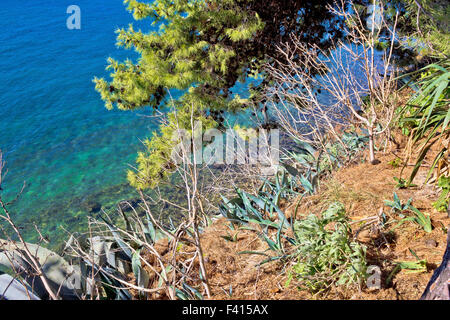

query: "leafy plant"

left=433, top=175, right=450, bottom=212
left=386, top=249, right=427, bottom=286
left=339, top=130, right=370, bottom=160
left=288, top=203, right=367, bottom=293
left=385, top=193, right=432, bottom=233
left=384, top=192, right=411, bottom=213
left=219, top=182, right=290, bottom=229
left=393, top=177, right=409, bottom=189
left=388, top=158, right=403, bottom=168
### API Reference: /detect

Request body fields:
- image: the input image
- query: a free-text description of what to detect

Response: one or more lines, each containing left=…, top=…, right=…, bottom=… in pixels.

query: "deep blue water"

left=0, top=0, right=158, bottom=242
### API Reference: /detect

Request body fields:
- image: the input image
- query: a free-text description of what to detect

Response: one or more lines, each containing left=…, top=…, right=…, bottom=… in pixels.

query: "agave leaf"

left=0, top=274, right=40, bottom=300
left=276, top=218, right=286, bottom=253
left=247, top=218, right=279, bottom=229
left=293, top=139, right=316, bottom=156
left=397, top=259, right=427, bottom=271
left=259, top=196, right=291, bottom=229
left=424, top=148, right=447, bottom=183
left=383, top=200, right=397, bottom=208
left=237, top=189, right=263, bottom=220
left=99, top=268, right=132, bottom=300
left=393, top=192, right=400, bottom=205
left=175, top=288, right=190, bottom=300
left=262, top=234, right=279, bottom=252
left=132, top=249, right=150, bottom=297
left=300, top=175, right=314, bottom=194
left=442, top=107, right=450, bottom=131
left=99, top=216, right=133, bottom=260
left=408, top=206, right=432, bottom=233
left=182, top=282, right=203, bottom=300
left=386, top=259, right=427, bottom=285
left=246, top=193, right=269, bottom=213
left=0, top=239, right=81, bottom=300
left=89, top=236, right=116, bottom=268
left=420, top=77, right=448, bottom=128
left=257, top=256, right=284, bottom=266
left=144, top=213, right=157, bottom=244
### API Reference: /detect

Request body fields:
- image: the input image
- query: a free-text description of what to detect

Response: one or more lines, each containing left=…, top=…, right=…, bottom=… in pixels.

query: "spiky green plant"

left=398, top=59, right=449, bottom=187
left=385, top=193, right=433, bottom=233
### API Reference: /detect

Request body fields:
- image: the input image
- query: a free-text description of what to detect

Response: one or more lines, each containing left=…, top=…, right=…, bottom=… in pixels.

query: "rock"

left=118, top=198, right=141, bottom=212
left=425, top=239, right=438, bottom=248
left=371, top=159, right=381, bottom=165
left=81, top=200, right=102, bottom=213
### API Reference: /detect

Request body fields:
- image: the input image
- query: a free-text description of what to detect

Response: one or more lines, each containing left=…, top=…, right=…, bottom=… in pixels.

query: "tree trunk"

left=420, top=227, right=450, bottom=300
left=368, top=127, right=379, bottom=165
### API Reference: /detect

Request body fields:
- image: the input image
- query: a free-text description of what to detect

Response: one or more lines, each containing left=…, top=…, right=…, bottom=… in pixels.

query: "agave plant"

left=279, top=131, right=369, bottom=196
left=282, top=140, right=321, bottom=195
left=219, top=186, right=290, bottom=230
left=0, top=207, right=169, bottom=300
left=385, top=193, right=432, bottom=233
left=219, top=179, right=294, bottom=265
left=0, top=239, right=82, bottom=300
left=339, top=129, right=370, bottom=160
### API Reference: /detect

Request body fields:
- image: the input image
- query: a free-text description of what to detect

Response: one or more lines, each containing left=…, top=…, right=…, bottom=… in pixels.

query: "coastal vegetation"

left=1, top=0, right=449, bottom=300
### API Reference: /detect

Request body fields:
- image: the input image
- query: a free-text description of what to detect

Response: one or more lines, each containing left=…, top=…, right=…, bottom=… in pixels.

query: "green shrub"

left=288, top=203, right=367, bottom=293
left=433, top=175, right=450, bottom=212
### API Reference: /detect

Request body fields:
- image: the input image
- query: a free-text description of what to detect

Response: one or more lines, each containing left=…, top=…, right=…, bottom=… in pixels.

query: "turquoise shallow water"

left=0, top=0, right=159, bottom=243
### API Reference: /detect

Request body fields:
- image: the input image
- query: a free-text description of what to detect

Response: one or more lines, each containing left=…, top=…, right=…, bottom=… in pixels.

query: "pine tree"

left=94, top=0, right=346, bottom=189
left=394, top=0, right=449, bottom=57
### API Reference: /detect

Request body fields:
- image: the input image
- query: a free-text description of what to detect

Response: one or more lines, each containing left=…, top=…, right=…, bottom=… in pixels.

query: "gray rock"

left=425, top=239, right=438, bottom=248
left=81, top=200, right=101, bottom=213
left=118, top=199, right=141, bottom=212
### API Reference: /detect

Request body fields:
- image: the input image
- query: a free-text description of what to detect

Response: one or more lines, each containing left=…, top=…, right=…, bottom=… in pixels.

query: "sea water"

left=0, top=0, right=157, bottom=243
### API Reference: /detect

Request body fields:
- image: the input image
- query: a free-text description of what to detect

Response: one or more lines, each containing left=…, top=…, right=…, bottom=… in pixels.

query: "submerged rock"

left=81, top=200, right=102, bottom=213
left=118, top=198, right=141, bottom=212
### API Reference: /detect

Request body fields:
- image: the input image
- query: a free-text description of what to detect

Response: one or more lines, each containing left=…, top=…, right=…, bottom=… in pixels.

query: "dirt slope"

left=198, top=141, right=449, bottom=300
